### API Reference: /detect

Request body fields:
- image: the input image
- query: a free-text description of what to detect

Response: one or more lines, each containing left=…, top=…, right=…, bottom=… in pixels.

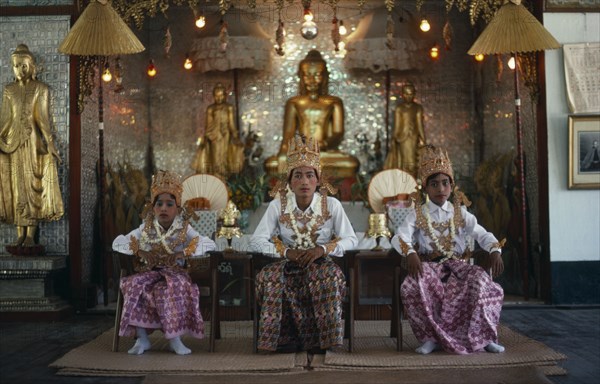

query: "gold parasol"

left=468, top=0, right=560, bottom=301
left=58, top=0, right=145, bottom=306
left=58, top=0, right=144, bottom=56
left=467, top=0, right=560, bottom=55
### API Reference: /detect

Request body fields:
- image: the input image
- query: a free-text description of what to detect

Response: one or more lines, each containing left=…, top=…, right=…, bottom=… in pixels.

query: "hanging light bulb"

left=429, top=44, right=440, bottom=60
left=147, top=60, right=157, bottom=77
left=339, top=20, right=347, bottom=36
left=114, top=56, right=123, bottom=92
left=183, top=53, right=193, bottom=70
left=101, top=61, right=112, bottom=82
left=508, top=56, right=516, bottom=70
left=474, top=53, right=485, bottom=62
left=303, top=8, right=314, bottom=22
left=420, top=17, right=431, bottom=32
left=195, top=8, right=206, bottom=29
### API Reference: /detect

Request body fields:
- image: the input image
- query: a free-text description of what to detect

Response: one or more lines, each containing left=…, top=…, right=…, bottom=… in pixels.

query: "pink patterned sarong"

left=401, top=259, right=503, bottom=354
left=119, top=267, right=204, bottom=339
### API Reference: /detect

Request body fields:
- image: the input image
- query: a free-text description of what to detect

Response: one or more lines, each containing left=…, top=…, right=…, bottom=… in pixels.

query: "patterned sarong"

left=401, top=259, right=503, bottom=354
left=255, top=257, right=346, bottom=351
left=119, top=267, right=204, bottom=339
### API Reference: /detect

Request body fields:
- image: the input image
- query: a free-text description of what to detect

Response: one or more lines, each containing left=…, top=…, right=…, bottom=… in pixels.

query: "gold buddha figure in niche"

left=264, top=50, right=359, bottom=178
left=383, top=82, right=426, bottom=177
left=0, top=44, right=64, bottom=248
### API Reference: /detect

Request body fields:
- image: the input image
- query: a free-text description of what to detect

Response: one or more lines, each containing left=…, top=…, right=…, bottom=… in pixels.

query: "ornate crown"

left=418, top=145, right=454, bottom=184
left=151, top=170, right=183, bottom=206
left=286, top=134, right=321, bottom=177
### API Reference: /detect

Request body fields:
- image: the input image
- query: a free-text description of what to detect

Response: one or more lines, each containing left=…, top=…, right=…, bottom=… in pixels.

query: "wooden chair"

left=187, top=254, right=219, bottom=352
left=251, top=252, right=272, bottom=353
left=199, top=250, right=255, bottom=352
left=111, top=251, right=135, bottom=352
left=344, top=249, right=403, bottom=352
left=111, top=251, right=219, bottom=352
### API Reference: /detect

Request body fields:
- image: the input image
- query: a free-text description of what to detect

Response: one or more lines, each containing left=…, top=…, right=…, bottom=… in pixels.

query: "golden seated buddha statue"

left=264, top=50, right=359, bottom=179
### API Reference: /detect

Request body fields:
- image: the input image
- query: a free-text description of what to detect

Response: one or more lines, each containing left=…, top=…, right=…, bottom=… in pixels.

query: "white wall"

left=544, top=12, right=600, bottom=262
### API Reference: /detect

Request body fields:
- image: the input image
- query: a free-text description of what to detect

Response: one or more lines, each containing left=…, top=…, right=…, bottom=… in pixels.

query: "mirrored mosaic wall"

left=96, top=2, right=539, bottom=253
left=0, top=15, right=71, bottom=256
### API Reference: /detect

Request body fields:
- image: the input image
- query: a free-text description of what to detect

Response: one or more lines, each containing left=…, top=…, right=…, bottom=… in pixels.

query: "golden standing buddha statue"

left=192, top=83, right=244, bottom=176
left=264, top=50, right=359, bottom=178
left=0, top=44, right=64, bottom=248
left=383, top=82, right=426, bottom=178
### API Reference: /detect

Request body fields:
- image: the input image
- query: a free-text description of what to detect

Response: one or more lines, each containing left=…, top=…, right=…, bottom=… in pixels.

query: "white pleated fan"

left=368, top=169, right=418, bottom=213
left=182, top=174, right=229, bottom=211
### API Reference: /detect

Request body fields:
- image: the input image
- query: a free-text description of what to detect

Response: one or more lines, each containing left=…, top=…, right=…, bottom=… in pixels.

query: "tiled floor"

left=0, top=306, right=598, bottom=384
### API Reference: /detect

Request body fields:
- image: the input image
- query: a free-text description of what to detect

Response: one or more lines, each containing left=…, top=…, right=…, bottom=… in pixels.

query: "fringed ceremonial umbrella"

left=468, top=0, right=560, bottom=300
left=58, top=0, right=145, bottom=305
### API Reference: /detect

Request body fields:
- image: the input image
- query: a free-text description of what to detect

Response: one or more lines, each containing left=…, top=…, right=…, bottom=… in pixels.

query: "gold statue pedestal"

left=265, top=150, right=359, bottom=179
left=0, top=254, right=72, bottom=320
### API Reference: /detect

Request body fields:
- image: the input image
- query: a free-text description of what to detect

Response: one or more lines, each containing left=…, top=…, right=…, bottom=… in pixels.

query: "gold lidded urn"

left=217, top=201, right=243, bottom=251
left=367, top=213, right=391, bottom=250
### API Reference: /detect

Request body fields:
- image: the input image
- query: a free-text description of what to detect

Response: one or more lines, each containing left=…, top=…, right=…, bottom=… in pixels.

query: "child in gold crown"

left=112, top=170, right=216, bottom=355
left=250, top=135, right=358, bottom=353
left=391, top=145, right=506, bottom=355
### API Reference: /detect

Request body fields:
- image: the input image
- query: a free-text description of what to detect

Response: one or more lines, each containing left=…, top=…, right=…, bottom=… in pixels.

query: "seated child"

left=391, top=145, right=506, bottom=355
left=112, top=170, right=216, bottom=355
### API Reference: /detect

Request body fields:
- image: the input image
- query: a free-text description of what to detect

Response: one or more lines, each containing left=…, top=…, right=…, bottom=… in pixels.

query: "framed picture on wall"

left=569, top=115, right=600, bottom=189
left=545, top=0, right=600, bottom=12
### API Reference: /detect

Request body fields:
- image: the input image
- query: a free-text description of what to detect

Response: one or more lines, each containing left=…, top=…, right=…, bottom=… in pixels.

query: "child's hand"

left=489, top=251, right=504, bottom=278
left=138, top=250, right=158, bottom=266
left=406, top=252, right=422, bottom=278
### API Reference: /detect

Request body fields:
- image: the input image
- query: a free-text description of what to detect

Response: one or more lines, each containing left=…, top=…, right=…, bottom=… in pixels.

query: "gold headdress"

left=286, top=134, right=321, bottom=178
left=418, top=145, right=454, bottom=184
left=151, top=170, right=183, bottom=206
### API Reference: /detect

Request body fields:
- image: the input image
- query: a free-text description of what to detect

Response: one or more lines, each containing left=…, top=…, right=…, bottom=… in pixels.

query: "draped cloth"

left=255, top=258, right=346, bottom=351
left=401, top=259, right=503, bottom=354
left=112, top=217, right=215, bottom=340
left=119, top=267, right=204, bottom=339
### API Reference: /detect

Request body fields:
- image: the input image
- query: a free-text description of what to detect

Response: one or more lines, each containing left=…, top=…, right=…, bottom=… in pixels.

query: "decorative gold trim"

left=129, top=236, right=140, bottom=254
left=183, top=236, right=198, bottom=257
left=279, top=191, right=331, bottom=250
left=323, top=238, right=339, bottom=255
left=492, top=238, right=507, bottom=250
left=272, top=235, right=286, bottom=257
left=77, top=56, right=97, bottom=114
left=399, top=238, right=411, bottom=256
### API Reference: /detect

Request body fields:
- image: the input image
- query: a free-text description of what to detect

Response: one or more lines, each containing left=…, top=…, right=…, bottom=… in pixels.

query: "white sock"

left=169, top=336, right=191, bottom=355
left=128, top=328, right=151, bottom=355
left=485, top=342, right=505, bottom=353
left=415, top=340, right=440, bottom=354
